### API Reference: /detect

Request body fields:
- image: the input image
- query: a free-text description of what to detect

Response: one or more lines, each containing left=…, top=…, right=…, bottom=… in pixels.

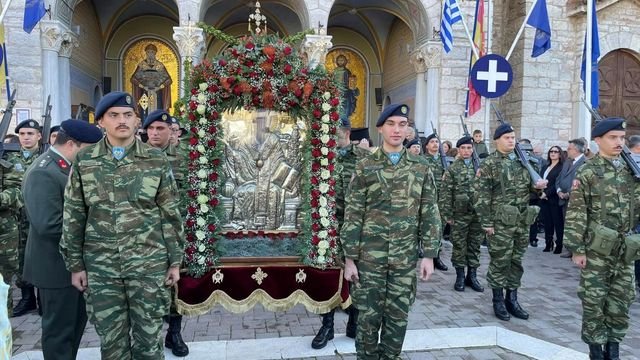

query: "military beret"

left=15, top=119, right=41, bottom=133
left=493, top=123, right=515, bottom=140
left=170, top=117, right=179, bottom=125
left=591, top=117, right=626, bottom=139
left=456, top=136, right=473, bottom=148
left=142, top=109, right=172, bottom=130
left=350, top=127, right=370, bottom=141
left=95, top=91, right=135, bottom=120
left=60, top=119, right=103, bottom=144
left=405, top=138, right=421, bottom=149
left=425, top=133, right=438, bottom=144
left=376, top=103, right=409, bottom=127
left=50, top=125, right=61, bottom=133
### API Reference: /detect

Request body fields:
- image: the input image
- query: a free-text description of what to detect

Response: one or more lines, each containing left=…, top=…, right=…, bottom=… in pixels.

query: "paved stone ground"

left=10, top=238, right=640, bottom=359
left=287, top=347, right=534, bottom=360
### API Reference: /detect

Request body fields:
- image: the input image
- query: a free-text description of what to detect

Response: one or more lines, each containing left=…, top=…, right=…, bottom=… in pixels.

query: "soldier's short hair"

left=473, top=129, right=482, bottom=135
left=568, top=138, right=587, bottom=153
left=54, top=131, right=81, bottom=147
left=628, top=135, right=640, bottom=150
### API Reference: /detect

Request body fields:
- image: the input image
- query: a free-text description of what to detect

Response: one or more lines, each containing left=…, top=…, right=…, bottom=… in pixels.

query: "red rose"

left=189, top=101, right=197, bottom=110
left=313, top=109, right=322, bottom=118
left=328, top=164, right=335, bottom=172
left=186, top=219, right=195, bottom=228
left=294, top=89, right=303, bottom=98
left=187, top=190, right=197, bottom=198
left=311, top=162, right=320, bottom=172
left=232, top=49, right=239, bottom=57
left=211, top=112, right=219, bottom=120
left=328, top=178, right=336, bottom=186
left=212, top=159, right=221, bottom=166
left=188, top=113, right=196, bottom=122
left=233, top=85, right=242, bottom=96
left=328, top=189, right=336, bottom=197
left=312, top=223, right=321, bottom=232
left=311, top=123, right=321, bottom=131
left=327, top=151, right=336, bottom=160
left=209, top=188, right=217, bottom=195
left=252, top=96, right=260, bottom=105
left=283, top=64, right=292, bottom=74
left=327, top=139, right=336, bottom=147
left=227, top=77, right=235, bottom=84
left=218, top=59, right=227, bottom=67
left=186, top=236, right=195, bottom=245
left=330, top=112, right=339, bottom=121
left=189, top=137, right=198, bottom=146
left=330, top=98, right=340, bottom=107
left=301, top=68, right=308, bottom=75
left=283, top=46, right=292, bottom=55
left=310, top=176, right=319, bottom=185
left=329, top=127, right=336, bottom=135
left=245, top=42, right=255, bottom=50
left=311, top=138, right=321, bottom=146
left=312, top=98, right=320, bottom=105
left=209, top=98, right=217, bottom=106
left=190, top=126, right=198, bottom=134
left=209, top=198, right=219, bottom=206
left=208, top=125, right=218, bottom=134
left=191, top=88, right=198, bottom=95
left=246, top=60, right=254, bottom=67
left=279, top=86, right=289, bottom=95
left=208, top=139, right=217, bottom=147
left=187, top=206, right=197, bottom=215
left=311, top=235, right=320, bottom=245
left=208, top=224, right=217, bottom=232
left=311, top=148, right=322, bottom=158
left=328, top=228, right=337, bottom=236
left=311, top=189, right=321, bottom=199
left=189, top=151, right=200, bottom=160
left=209, top=173, right=219, bottom=181
left=208, top=84, right=219, bottom=93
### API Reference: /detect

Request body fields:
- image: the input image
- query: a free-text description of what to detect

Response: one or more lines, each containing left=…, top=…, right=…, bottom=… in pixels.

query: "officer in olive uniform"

left=22, top=119, right=103, bottom=360
left=142, top=109, right=189, bottom=357
left=564, top=118, right=639, bottom=360
left=424, top=132, right=449, bottom=271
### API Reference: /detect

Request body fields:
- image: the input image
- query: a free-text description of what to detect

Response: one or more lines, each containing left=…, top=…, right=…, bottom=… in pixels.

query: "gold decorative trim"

left=251, top=267, right=268, bottom=285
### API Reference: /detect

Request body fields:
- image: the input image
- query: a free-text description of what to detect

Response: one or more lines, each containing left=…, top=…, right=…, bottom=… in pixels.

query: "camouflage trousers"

left=85, top=272, right=171, bottom=360
left=577, top=247, right=636, bottom=345
left=486, top=221, right=528, bottom=290
left=450, top=212, right=483, bottom=269
left=15, top=207, right=30, bottom=288
left=0, top=211, right=19, bottom=315
left=352, top=261, right=417, bottom=360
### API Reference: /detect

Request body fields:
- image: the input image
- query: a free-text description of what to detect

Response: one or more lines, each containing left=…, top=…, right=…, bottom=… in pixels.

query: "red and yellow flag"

left=466, top=0, right=486, bottom=117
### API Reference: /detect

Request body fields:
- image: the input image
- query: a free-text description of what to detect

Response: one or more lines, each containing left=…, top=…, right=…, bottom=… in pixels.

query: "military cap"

left=376, top=103, right=409, bottom=127
left=456, top=136, right=473, bottom=148
left=95, top=91, right=135, bottom=120
left=350, top=127, right=370, bottom=142
left=50, top=125, right=61, bottom=134
left=591, top=117, right=626, bottom=139
left=60, top=119, right=103, bottom=144
left=170, top=116, right=179, bottom=125
left=425, top=133, right=437, bottom=144
left=493, top=123, right=515, bottom=140
left=405, top=138, right=421, bottom=149
left=15, top=119, right=41, bottom=133
left=142, top=109, right=172, bottom=130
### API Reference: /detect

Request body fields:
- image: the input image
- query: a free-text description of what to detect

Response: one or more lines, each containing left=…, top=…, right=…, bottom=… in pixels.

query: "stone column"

left=40, top=20, right=64, bottom=126
left=173, top=25, right=205, bottom=95
left=410, top=40, right=441, bottom=135
left=302, top=34, right=333, bottom=69
left=58, top=32, right=79, bottom=124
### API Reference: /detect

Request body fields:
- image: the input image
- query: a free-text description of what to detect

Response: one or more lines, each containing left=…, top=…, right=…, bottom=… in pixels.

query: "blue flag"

left=526, top=0, right=551, bottom=57
left=23, top=0, right=47, bottom=34
left=440, top=0, right=463, bottom=53
left=580, top=0, right=600, bottom=108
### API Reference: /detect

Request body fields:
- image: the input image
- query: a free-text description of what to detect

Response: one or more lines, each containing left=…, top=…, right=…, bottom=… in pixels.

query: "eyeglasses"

left=549, top=150, right=560, bottom=153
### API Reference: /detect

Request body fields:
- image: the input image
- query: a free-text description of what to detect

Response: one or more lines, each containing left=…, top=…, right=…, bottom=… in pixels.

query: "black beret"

left=60, top=119, right=103, bottom=144
left=50, top=125, right=61, bottom=133
left=493, top=123, right=515, bottom=140
left=376, top=103, right=409, bottom=127
left=405, top=138, right=421, bottom=149
left=15, top=119, right=41, bottom=133
left=142, top=110, right=172, bottom=130
left=456, top=136, right=473, bottom=148
left=350, top=128, right=370, bottom=142
left=95, top=91, right=135, bottom=120
left=591, top=117, right=626, bottom=139
left=425, top=133, right=438, bottom=144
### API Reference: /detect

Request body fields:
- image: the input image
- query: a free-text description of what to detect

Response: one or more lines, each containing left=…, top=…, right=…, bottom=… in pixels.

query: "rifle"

left=430, top=121, right=449, bottom=170
left=580, top=98, right=640, bottom=180
left=491, top=104, right=543, bottom=185
left=40, top=95, right=52, bottom=151
left=459, top=115, right=481, bottom=172
left=0, top=90, right=19, bottom=167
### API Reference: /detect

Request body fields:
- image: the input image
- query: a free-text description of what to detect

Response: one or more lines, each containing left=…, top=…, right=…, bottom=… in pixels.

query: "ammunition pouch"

left=589, top=223, right=619, bottom=256
left=497, top=204, right=520, bottom=226
left=623, top=233, right=640, bottom=264
left=524, top=205, right=540, bottom=225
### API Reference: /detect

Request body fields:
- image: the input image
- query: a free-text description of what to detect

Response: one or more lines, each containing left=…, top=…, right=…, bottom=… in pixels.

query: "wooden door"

left=599, top=50, right=640, bottom=135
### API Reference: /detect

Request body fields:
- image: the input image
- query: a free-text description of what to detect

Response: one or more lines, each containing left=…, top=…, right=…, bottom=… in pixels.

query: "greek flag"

left=441, top=0, right=463, bottom=53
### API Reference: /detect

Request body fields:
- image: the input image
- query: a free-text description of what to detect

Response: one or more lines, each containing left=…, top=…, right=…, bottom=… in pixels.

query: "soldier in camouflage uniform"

left=60, top=92, right=184, bottom=360
left=311, top=120, right=368, bottom=350
left=342, top=104, right=441, bottom=360
left=473, top=123, right=547, bottom=322
left=142, top=109, right=189, bottom=357
left=423, top=133, right=449, bottom=272
left=564, top=118, right=638, bottom=360
left=0, top=119, right=42, bottom=317
left=441, top=136, right=484, bottom=292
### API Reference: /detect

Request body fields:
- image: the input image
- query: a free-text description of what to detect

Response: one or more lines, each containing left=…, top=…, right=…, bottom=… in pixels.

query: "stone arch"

left=598, top=48, right=640, bottom=134
left=600, top=31, right=640, bottom=58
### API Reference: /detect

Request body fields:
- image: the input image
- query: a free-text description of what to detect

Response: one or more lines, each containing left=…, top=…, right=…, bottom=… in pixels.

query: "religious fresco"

left=123, top=39, right=179, bottom=115
left=325, top=49, right=367, bottom=129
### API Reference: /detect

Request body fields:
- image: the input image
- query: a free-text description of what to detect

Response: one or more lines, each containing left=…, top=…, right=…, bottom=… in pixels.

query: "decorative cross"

left=251, top=267, right=268, bottom=285
left=476, top=59, right=509, bottom=93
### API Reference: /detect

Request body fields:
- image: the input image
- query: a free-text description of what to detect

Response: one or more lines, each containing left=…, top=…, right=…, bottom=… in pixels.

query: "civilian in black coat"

left=539, top=146, right=565, bottom=253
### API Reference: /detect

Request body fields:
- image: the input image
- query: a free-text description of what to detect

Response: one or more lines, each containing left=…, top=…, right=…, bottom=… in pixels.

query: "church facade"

left=2, top=0, right=639, bottom=148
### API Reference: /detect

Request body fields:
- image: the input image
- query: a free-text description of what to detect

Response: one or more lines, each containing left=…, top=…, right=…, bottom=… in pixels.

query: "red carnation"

left=329, top=240, right=336, bottom=248
left=246, top=60, right=254, bottom=67
left=188, top=113, right=196, bottom=122
left=208, top=224, right=217, bottom=232
left=327, top=139, right=336, bottom=147
left=301, top=68, right=308, bottom=75
left=209, top=188, right=217, bottom=195
left=208, top=125, right=218, bottom=134
left=232, top=49, right=239, bottom=57
left=208, top=139, right=217, bottom=147
left=328, top=228, right=337, bottom=236
left=283, top=46, right=292, bottom=55
left=310, top=176, right=319, bottom=185
left=279, top=86, right=289, bottom=95
left=312, top=223, right=321, bottom=232
left=189, top=137, right=198, bottom=146
left=211, top=112, right=219, bottom=120
left=212, top=159, right=221, bottom=166
left=189, top=151, right=200, bottom=160
left=327, top=151, right=336, bottom=160
left=187, top=190, right=198, bottom=198
left=328, top=189, right=336, bottom=197
left=208, top=84, right=219, bottom=92
left=311, top=162, right=320, bottom=172
left=190, top=127, right=198, bottom=134
left=330, top=98, right=340, bottom=107
left=311, top=138, right=321, bottom=146
left=294, top=89, right=303, bottom=98
left=283, top=64, right=292, bottom=74
left=313, top=109, right=322, bottom=118
left=191, top=88, right=198, bottom=95
left=311, top=148, right=322, bottom=158
left=209, top=173, right=219, bottom=181
left=187, top=206, right=197, bottom=215
left=219, top=59, right=227, bottom=67
left=328, top=178, right=336, bottom=186
left=330, top=112, right=339, bottom=121
left=311, top=235, right=320, bottom=245
left=311, top=123, right=321, bottom=131
left=209, top=198, right=219, bottom=206
left=312, top=98, right=320, bottom=105
left=329, top=127, right=336, bottom=135
left=186, top=219, right=195, bottom=228
left=189, top=101, right=197, bottom=110
left=245, top=42, right=255, bottom=50
left=328, top=164, right=335, bottom=172
left=311, top=189, right=321, bottom=198
left=209, top=98, right=217, bottom=106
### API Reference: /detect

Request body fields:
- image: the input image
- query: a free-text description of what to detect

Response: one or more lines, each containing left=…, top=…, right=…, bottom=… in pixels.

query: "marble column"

left=173, top=25, right=206, bottom=96
left=58, top=32, right=79, bottom=124
left=40, top=20, right=64, bottom=126
left=410, top=40, right=442, bottom=136
left=302, top=34, right=333, bottom=69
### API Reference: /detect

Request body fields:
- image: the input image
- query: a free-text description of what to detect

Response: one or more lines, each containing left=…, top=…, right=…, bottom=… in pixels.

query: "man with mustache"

left=60, top=92, right=184, bottom=359
left=564, top=118, right=639, bottom=360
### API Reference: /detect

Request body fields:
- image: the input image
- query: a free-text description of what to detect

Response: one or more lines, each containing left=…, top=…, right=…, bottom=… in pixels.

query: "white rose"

left=196, top=217, right=206, bottom=226
left=321, top=114, right=330, bottom=123
left=319, top=183, right=329, bottom=193
left=318, top=240, right=329, bottom=249
left=197, top=145, right=206, bottom=153
left=321, top=135, right=330, bottom=144
left=322, top=103, right=331, bottom=112
left=318, top=230, right=328, bottom=239
left=197, top=194, right=209, bottom=204
left=320, top=217, right=330, bottom=227
left=317, top=255, right=326, bottom=263
left=321, top=124, right=329, bottom=133
left=200, top=204, right=209, bottom=213
left=318, top=248, right=326, bottom=256
left=199, top=83, right=208, bottom=91
left=319, top=208, right=329, bottom=217
left=321, top=170, right=330, bottom=179
left=198, top=244, right=206, bottom=252
left=199, top=182, right=207, bottom=189
left=196, top=104, right=206, bottom=115
left=199, top=118, right=208, bottom=125
left=196, top=231, right=206, bottom=240
left=197, top=93, right=207, bottom=103
left=323, top=92, right=331, bottom=100
left=199, top=156, right=208, bottom=164
left=198, top=129, right=206, bottom=137
left=319, top=196, right=327, bottom=207
left=320, top=158, right=328, bottom=166
left=197, top=169, right=207, bottom=179
left=321, top=147, right=328, bottom=156
left=198, top=256, right=205, bottom=264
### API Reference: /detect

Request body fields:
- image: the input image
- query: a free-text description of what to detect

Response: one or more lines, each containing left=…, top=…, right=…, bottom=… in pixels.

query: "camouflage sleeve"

left=340, top=162, right=366, bottom=260
left=60, top=166, right=87, bottom=272
left=420, top=167, right=442, bottom=258
left=156, top=158, right=184, bottom=267
left=563, top=169, right=590, bottom=255
left=0, top=188, right=21, bottom=209
left=440, top=167, right=454, bottom=221
left=334, top=162, right=346, bottom=227
left=473, top=160, right=494, bottom=228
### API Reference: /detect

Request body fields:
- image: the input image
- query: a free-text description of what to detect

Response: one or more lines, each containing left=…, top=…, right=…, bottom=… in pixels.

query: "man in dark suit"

left=555, top=138, right=587, bottom=258
left=22, top=120, right=103, bottom=360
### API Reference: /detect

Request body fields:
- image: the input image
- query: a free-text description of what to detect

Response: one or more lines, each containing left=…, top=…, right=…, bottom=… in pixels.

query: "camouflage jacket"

left=0, top=148, right=40, bottom=210
left=564, top=155, right=640, bottom=255
left=473, top=151, right=534, bottom=228
left=424, top=153, right=445, bottom=193
left=341, top=148, right=442, bottom=265
left=60, top=138, right=184, bottom=277
left=162, top=143, right=187, bottom=208
left=440, top=158, right=476, bottom=221
left=335, top=144, right=370, bottom=227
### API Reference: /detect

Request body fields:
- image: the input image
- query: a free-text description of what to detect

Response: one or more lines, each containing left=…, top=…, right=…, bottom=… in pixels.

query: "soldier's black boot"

left=465, top=268, right=484, bottom=292
left=345, top=306, right=358, bottom=339
left=311, top=309, right=334, bottom=349
left=604, top=342, right=619, bottom=360
left=505, top=289, right=529, bottom=320
left=543, top=239, right=553, bottom=252
left=434, top=255, right=448, bottom=271
left=165, top=315, right=189, bottom=356
left=12, top=286, right=37, bottom=317
left=454, top=267, right=465, bottom=291
left=491, top=288, right=510, bottom=321
left=588, top=344, right=604, bottom=360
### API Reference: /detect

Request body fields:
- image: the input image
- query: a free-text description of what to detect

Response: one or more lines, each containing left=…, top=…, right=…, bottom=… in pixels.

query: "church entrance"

left=598, top=49, right=640, bottom=135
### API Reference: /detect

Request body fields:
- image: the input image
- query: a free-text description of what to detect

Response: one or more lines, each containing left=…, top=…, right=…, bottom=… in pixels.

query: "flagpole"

left=584, top=0, right=593, bottom=141
left=505, top=0, right=539, bottom=61
left=484, top=0, right=493, bottom=144
left=457, top=4, right=481, bottom=60
left=0, top=0, right=14, bottom=25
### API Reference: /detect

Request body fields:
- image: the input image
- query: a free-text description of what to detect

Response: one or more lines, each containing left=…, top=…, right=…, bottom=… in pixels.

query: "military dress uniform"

left=564, top=118, right=638, bottom=360
left=60, top=92, right=184, bottom=360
